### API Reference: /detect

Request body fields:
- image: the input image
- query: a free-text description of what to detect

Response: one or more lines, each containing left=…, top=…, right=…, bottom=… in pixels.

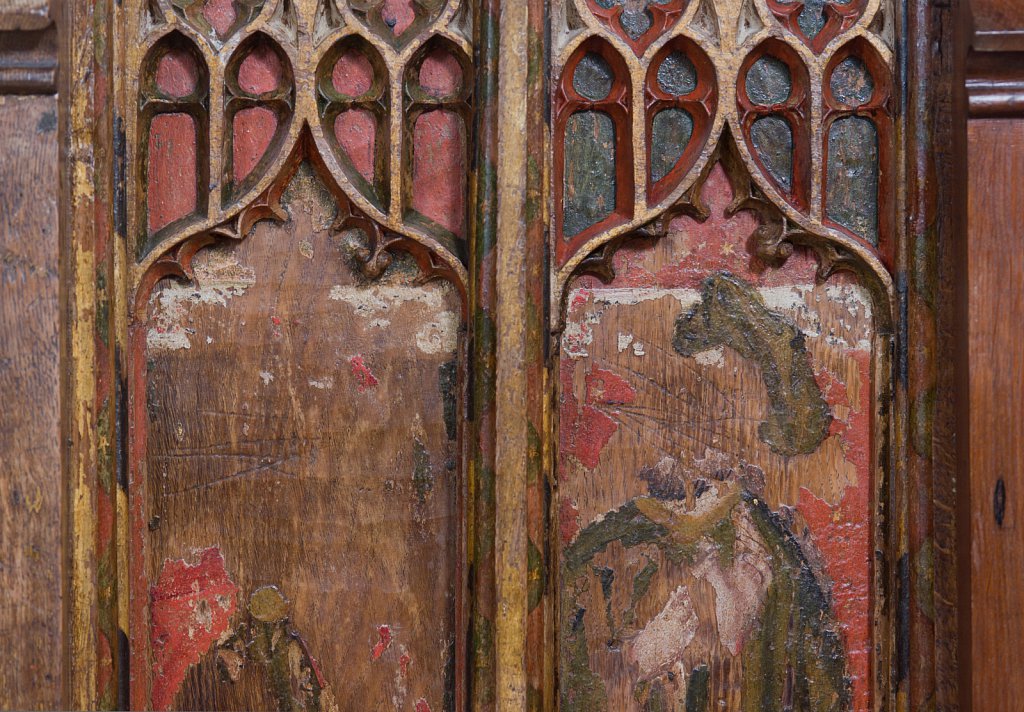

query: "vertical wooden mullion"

left=60, top=0, right=116, bottom=706
left=470, top=0, right=501, bottom=705
left=493, top=0, right=531, bottom=706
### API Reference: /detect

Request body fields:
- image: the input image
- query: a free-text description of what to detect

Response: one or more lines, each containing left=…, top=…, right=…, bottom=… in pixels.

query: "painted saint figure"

left=559, top=273, right=852, bottom=712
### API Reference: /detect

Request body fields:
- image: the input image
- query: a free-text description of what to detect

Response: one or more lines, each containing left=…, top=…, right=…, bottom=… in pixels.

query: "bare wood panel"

left=0, top=94, right=61, bottom=709
left=973, top=0, right=1024, bottom=33
left=971, top=0, right=1024, bottom=51
left=0, top=0, right=49, bottom=30
left=132, top=166, right=463, bottom=711
left=967, top=119, right=1024, bottom=712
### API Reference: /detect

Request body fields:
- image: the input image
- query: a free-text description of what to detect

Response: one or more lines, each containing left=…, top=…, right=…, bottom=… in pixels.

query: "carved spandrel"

left=550, top=0, right=896, bottom=276
left=129, top=0, right=474, bottom=285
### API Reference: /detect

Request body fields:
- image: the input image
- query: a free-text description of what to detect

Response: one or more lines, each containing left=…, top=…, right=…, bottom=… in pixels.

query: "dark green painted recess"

left=650, top=108, right=693, bottom=183
left=619, top=8, right=652, bottom=40
left=656, top=51, right=697, bottom=96
left=573, top=53, right=613, bottom=101
left=830, top=56, right=874, bottom=106
left=750, top=115, right=793, bottom=192
left=563, top=111, right=616, bottom=238
left=827, top=116, right=879, bottom=243
left=746, top=56, right=791, bottom=106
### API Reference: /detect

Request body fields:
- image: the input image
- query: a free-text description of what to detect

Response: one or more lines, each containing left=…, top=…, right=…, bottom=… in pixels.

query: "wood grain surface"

left=0, top=0, right=49, bottom=30
left=133, top=165, right=465, bottom=711
left=0, top=94, right=61, bottom=709
left=967, top=119, right=1024, bottom=712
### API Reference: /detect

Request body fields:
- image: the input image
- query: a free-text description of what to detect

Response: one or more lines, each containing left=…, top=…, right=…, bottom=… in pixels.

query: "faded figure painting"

left=557, top=167, right=876, bottom=711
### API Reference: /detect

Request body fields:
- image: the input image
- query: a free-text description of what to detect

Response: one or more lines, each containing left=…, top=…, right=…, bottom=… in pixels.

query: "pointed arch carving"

left=127, top=0, right=475, bottom=278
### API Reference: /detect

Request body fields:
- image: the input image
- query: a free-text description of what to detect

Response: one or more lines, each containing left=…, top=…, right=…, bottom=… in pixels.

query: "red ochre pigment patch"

left=237, top=44, right=282, bottom=96
left=798, top=348, right=873, bottom=711
left=155, top=49, right=198, bottom=98
left=150, top=547, right=238, bottom=711
left=560, top=364, right=635, bottom=470
left=559, top=497, right=581, bottom=546
left=415, top=700, right=432, bottom=712
left=335, top=109, right=376, bottom=184
left=586, top=366, right=637, bottom=406
left=574, top=165, right=820, bottom=293
left=419, top=49, right=461, bottom=98
left=380, top=0, right=415, bottom=36
left=371, top=624, right=392, bottom=660
left=148, top=113, right=197, bottom=234
left=399, top=652, right=411, bottom=677
left=332, top=49, right=374, bottom=96
left=233, top=106, right=277, bottom=183
left=350, top=355, right=379, bottom=392
left=412, top=111, right=465, bottom=236
left=202, top=0, right=237, bottom=38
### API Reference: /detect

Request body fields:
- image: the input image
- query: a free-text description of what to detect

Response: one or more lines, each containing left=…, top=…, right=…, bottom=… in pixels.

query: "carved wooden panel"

left=118, top=1, right=472, bottom=708
left=550, top=2, right=897, bottom=710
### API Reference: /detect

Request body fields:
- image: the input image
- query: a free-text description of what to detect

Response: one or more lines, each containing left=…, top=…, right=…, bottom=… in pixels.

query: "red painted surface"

left=574, top=165, right=820, bottom=295
left=412, top=111, right=465, bottom=237
left=155, top=49, right=197, bottom=98
left=560, top=364, right=636, bottom=470
left=371, top=624, right=392, bottom=660
left=332, top=49, right=374, bottom=97
left=559, top=497, right=581, bottom=547
left=419, top=49, right=461, bottom=98
left=335, top=109, right=376, bottom=184
left=350, top=355, right=379, bottom=392
left=147, top=113, right=197, bottom=234
left=380, top=0, right=415, bottom=36
left=798, top=348, right=873, bottom=711
left=97, top=632, right=113, bottom=702
left=415, top=699, right=432, bottom=712
left=233, top=106, right=277, bottom=183
left=399, top=652, right=411, bottom=677
left=202, top=0, right=237, bottom=38
left=150, top=548, right=238, bottom=711
left=237, top=44, right=282, bottom=96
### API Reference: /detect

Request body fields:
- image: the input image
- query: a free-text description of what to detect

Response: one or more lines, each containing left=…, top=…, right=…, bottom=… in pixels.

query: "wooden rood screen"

left=66, top=0, right=945, bottom=709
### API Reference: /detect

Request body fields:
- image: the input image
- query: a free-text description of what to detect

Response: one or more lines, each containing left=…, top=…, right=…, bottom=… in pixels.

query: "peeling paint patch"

left=617, top=332, right=633, bottom=353
left=693, top=346, right=725, bottom=368
left=628, top=585, right=698, bottom=679
left=146, top=248, right=255, bottom=353
left=349, top=355, right=379, bottom=392
left=371, top=624, right=392, bottom=660
left=328, top=284, right=452, bottom=316
left=150, top=547, right=238, bottom=711
left=259, top=371, right=274, bottom=385
left=308, top=376, right=335, bottom=390
left=415, top=311, right=459, bottom=354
